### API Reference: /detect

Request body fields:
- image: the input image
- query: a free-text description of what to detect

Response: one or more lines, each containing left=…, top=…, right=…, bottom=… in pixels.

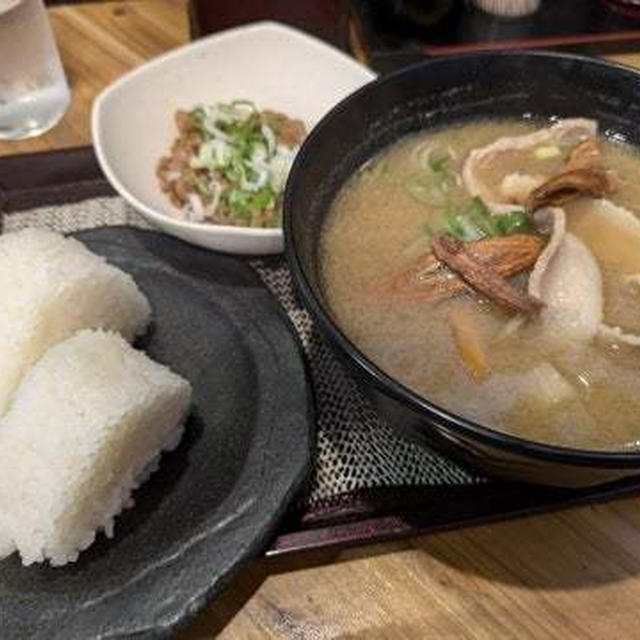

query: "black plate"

left=0, top=227, right=313, bottom=639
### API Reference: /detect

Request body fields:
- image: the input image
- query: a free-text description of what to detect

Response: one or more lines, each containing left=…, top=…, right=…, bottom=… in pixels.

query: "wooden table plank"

left=5, top=3, right=640, bottom=639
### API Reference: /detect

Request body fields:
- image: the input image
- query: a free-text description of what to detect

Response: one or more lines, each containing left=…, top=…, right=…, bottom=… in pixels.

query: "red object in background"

left=190, top=0, right=350, bottom=49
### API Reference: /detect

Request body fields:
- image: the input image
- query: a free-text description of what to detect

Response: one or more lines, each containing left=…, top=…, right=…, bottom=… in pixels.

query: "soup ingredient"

left=444, top=196, right=533, bottom=241
left=499, top=172, right=545, bottom=205
left=404, top=144, right=458, bottom=206
left=432, top=234, right=544, bottom=314
left=599, top=324, right=640, bottom=347
left=521, top=362, right=576, bottom=408
left=570, top=198, right=640, bottom=274
left=448, top=305, right=490, bottom=381
left=384, top=234, right=545, bottom=302
left=533, top=232, right=603, bottom=340
left=0, top=330, right=192, bottom=567
left=528, top=207, right=566, bottom=299
left=531, top=203, right=640, bottom=347
left=567, top=139, right=602, bottom=170
left=0, top=228, right=151, bottom=417
left=157, top=101, right=306, bottom=227
left=525, top=167, right=614, bottom=212
left=462, top=118, right=597, bottom=213
left=534, top=145, right=561, bottom=160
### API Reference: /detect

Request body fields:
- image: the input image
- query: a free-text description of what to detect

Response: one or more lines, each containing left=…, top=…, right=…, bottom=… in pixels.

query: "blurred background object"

left=471, top=0, right=541, bottom=17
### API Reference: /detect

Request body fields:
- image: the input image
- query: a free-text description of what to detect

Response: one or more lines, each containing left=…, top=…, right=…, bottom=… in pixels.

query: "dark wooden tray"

left=2, top=146, right=640, bottom=557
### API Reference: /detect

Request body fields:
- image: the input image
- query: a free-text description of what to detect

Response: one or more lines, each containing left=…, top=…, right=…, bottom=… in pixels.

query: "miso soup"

left=321, top=119, right=640, bottom=450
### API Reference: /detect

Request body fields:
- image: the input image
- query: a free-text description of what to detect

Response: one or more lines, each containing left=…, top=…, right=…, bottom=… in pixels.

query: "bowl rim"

left=284, top=49, right=640, bottom=467
left=91, top=20, right=375, bottom=242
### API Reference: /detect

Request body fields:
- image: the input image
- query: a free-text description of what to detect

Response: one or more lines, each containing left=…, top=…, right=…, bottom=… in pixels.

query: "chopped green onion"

left=405, top=175, right=449, bottom=205
left=464, top=197, right=497, bottom=237
left=181, top=101, right=301, bottom=225
left=494, top=210, right=533, bottom=235
left=428, top=149, right=450, bottom=174
left=405, top=144, right=456, bottom=206
left=444, top=202, right=482, bottom=241
left=442, top=197, right=533, bottom=242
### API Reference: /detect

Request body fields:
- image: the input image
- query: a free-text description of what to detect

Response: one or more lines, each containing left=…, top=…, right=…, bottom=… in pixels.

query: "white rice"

left=0, top=228, right=151, bottom=415
left=0, top=329, right=192, bottom=566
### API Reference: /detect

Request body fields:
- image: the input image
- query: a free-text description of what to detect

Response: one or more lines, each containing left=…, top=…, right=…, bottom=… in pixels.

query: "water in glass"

left=0, top=0, right=71, bottom=140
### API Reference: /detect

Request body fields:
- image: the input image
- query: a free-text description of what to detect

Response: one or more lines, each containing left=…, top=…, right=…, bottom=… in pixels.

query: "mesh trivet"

left=3, top=196, right=484, bottom=508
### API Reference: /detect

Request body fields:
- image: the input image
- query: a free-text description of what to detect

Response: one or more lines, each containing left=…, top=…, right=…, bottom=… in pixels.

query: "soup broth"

left=321, top=119, right=640, bottom=450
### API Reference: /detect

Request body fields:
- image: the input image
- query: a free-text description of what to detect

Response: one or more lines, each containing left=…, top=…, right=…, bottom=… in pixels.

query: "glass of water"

left=0, top=0, right=71, bottom=140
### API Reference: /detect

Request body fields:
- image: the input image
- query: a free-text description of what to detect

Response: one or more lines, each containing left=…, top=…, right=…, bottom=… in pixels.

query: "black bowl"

left=284, top=51, right=640, bottom=488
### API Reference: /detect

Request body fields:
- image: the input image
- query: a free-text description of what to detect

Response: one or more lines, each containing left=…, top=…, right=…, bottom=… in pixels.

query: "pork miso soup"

left=321, top=119, right=640, bottom=450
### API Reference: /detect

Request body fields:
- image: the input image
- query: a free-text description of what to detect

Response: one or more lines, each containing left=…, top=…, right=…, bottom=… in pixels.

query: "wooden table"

left=5, top=2, right=640, bottom=638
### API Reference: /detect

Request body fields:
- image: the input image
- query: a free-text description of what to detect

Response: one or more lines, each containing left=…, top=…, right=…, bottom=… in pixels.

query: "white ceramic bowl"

left=92, top=21, right=375, bottom=255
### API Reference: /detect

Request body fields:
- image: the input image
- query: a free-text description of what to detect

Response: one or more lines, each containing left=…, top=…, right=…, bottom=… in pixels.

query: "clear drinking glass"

left=0, top=0, right=71, bottom=140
